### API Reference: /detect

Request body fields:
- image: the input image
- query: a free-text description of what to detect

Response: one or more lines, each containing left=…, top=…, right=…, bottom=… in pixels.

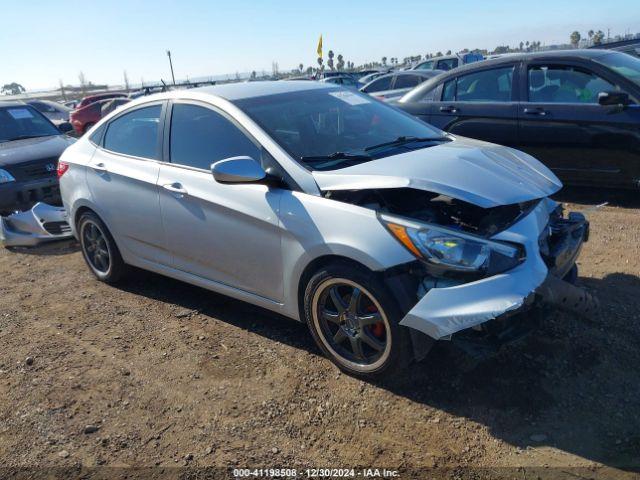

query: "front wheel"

left=303, top=263, right=412, bottom=379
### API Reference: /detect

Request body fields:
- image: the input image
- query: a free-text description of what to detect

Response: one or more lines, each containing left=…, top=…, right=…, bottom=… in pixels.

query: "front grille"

left=16, top=159, right=58, bottom=180
left=42, top=221, right=71, bottom=235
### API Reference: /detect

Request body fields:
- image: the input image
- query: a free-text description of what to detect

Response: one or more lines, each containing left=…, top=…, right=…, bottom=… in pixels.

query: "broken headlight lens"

left=0, top=169, right=16, bottom=184
left=380, top=214, right=523, bottom=273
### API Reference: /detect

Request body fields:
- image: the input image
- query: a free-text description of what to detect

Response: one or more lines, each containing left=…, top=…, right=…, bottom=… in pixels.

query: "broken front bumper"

left=399, top=199, right=591, bottom=340
left=0, top=202, right=73, bottom=247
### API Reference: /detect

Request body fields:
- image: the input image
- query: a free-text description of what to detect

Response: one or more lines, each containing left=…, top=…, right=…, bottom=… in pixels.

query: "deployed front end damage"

left=322, top=184, right=593, bottom=356
left=0, top=202, right=73, bottom=247
left=398, top=197, right=593, bottom=341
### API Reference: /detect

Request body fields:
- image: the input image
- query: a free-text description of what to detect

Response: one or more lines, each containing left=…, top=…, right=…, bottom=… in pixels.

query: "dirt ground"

left=0, top=188, right=639, bottom=479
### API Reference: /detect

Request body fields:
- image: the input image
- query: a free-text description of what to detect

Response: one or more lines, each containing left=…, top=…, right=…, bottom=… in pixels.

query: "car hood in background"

left=0, top=135, right=76, bottom=167
left=312, top=136, right=562, bottom=208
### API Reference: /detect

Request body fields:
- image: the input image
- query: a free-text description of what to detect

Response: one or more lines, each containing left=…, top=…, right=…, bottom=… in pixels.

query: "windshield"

left=0, top=106, right=60, bottom=143
left=234, top=88, right=446, bottom=171
left=595, top=52, right=640, bottom=88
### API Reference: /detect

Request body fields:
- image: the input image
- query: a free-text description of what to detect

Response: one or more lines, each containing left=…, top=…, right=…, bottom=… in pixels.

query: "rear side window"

left=363, top=76, right=392, bottom=93
left=394, top=75, right=423, bottom=89
left=169, top=103, right=261, bottom=170
left=441, top=66, right=514, bottom=102
left=436, top=58, right=458, bottom=71
left=528, top=65, right=617, bottom=104
left=415, top=61, right=434, bottom=70
left=103, top=105, right=162, bottom=159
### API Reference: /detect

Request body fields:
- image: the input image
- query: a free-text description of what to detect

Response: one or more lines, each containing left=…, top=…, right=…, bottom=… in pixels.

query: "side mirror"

left=211, top=156, right=267, bottom=184
left=598, top=91, right=630, bottom=106
left=58, top=122, right=74, bottom=134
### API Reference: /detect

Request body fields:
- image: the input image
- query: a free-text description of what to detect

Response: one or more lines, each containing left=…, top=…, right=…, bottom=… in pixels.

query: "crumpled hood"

left=312, top=136, right=562, bottom=208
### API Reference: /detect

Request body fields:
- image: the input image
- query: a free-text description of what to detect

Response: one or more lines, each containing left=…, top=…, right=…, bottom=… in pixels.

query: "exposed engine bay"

left=325, top=188, right=539, bottom=237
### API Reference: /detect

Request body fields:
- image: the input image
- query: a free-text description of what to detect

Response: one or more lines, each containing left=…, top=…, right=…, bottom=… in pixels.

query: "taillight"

left=57, top=161, right=69, bottom=178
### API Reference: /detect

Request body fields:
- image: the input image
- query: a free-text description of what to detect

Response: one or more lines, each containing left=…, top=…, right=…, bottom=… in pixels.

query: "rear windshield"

left=0, top=106, right=60, bottom=143
left=234, top=88, right=445, bottom=171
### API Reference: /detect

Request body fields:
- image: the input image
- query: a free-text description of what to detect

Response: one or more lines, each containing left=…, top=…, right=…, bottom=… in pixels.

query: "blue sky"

left=1, top=0, right=639, bottom=90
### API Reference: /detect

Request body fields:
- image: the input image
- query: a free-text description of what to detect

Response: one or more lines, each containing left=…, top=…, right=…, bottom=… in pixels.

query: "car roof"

left=443, top=49, right=613, bottom=75
left=185, top=80, right=335, bottom=101
left=0, top=100, right=29, bottom=108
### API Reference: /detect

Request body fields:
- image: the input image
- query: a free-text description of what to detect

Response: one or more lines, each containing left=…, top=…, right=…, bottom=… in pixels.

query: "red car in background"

left=70, top=92, right=127, bottom=135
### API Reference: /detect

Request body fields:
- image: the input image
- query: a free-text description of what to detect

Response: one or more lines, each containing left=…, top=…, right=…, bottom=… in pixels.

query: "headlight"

left=380, top=214, right=523, bottom=274
left=0, top=169, right=16, bottom=184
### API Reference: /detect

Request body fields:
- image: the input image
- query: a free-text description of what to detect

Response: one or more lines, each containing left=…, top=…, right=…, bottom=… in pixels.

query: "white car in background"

left=359, top=70, right=443, bottom=102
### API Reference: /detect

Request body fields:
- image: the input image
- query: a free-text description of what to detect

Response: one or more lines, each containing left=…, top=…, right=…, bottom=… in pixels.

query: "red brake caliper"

left=366, top=304, right=385, bottom=338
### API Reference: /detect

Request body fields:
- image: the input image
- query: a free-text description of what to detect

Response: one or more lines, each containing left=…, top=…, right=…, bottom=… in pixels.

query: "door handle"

left=439, top=105, right=458, bottom=113
left=162, top=183, right=188, bottom=197
left=524, top=107, right=547, bottom=116
left=92, top=162, right=107, bottom=172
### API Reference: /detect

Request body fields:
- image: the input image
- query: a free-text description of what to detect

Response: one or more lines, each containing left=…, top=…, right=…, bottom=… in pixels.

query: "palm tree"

left=525, top=40, right=530, bottom=51
left=327, top=50, right=335, bottom=70
left=381, top=56, right=387, bottom=66
left=593, top=30, right=605, bottom=45
left=570, top=31, right=581, bottom=48
left=519, top=41, right=524, bottom=51
left=336, top=54, right=344, bottom=70
left=298, top=63, right=304, bottom=73
left=588, top=30, right=595, bottom=45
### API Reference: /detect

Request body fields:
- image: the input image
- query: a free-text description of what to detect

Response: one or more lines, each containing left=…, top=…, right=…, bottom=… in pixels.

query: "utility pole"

left=166, top=50, right=176, bottom=85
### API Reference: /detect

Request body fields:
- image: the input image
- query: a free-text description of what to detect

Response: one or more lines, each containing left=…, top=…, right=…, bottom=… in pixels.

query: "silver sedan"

left=59, top=81, right=593, bottom=378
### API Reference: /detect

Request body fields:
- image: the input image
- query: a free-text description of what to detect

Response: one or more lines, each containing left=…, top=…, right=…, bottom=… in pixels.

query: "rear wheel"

left=78, top=211, right=127, bottom=283
left=304, top=263, right=412, bottom=378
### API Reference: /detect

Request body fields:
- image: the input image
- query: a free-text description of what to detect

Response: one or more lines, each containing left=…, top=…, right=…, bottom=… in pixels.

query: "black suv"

left=397, top=50, right=640, bottom=189
left=0, top=102, right=74, bottom=215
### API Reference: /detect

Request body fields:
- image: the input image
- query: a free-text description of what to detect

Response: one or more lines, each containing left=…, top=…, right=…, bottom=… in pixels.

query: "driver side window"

left=169, top=103, right=261, bottom=170
left=528, top=65, right=617, bottom=104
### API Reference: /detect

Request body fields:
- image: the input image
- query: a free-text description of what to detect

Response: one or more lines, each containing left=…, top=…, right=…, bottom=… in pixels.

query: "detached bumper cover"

left=400, top=199, right=590, bottom=340
left=0, top=202, right=72, bottom=247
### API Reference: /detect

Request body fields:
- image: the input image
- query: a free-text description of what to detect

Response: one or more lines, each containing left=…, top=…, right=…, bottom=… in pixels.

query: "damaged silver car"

left=59, top=82, right=595, bottom=378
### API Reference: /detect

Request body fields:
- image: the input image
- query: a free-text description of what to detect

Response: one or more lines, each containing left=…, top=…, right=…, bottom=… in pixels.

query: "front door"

left=428, top=65, right=520, bottom=148
left=86, top=102, right=169, bottom=265
left=518, top=61, right=640, bottom=187
left=157, top=101, right=284, bottom=302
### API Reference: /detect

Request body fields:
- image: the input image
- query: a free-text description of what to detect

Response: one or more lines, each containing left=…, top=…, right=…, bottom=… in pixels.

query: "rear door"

left=518, top=60, right=640, bottom=187
left=429, top=64, right=520, bottom=147
left=86, top=101, right=169, bottom=264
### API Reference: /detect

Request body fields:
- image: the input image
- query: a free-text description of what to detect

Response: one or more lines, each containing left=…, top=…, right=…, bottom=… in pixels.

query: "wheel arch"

left=296, top=254, right=377, bottom=322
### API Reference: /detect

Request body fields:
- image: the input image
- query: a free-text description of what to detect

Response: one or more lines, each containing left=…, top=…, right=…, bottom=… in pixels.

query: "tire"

left=303, top=262, right=413, bottom=379
left=77, top=211, right=127, bottom=283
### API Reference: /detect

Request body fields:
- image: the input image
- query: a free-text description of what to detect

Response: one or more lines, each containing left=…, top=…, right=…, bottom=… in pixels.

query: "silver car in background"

left=359, top=70, right=443, bottom=102
left=59, top=82, right=594, bottom=378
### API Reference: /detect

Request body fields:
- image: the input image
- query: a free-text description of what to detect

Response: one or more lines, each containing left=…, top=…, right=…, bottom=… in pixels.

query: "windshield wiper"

left=364, top=135, right=449, bottom=152
left=300, top=152, right=372, bottom=163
